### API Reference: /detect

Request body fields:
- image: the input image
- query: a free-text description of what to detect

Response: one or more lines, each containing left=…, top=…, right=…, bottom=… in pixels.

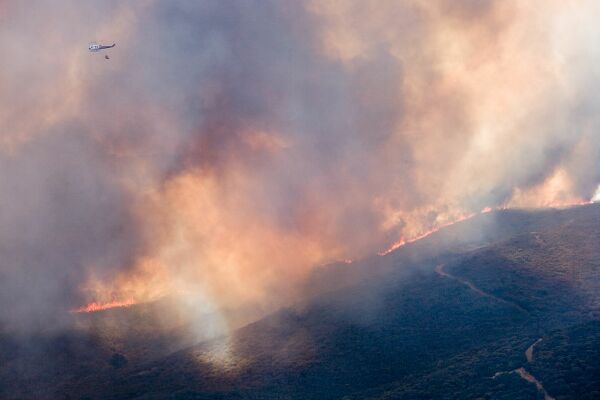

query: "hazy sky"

left=1, top=0, right=600, bottom=332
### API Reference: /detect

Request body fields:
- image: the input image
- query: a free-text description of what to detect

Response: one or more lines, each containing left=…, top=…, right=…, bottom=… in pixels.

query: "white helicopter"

left=88, top=42, right=115, bottom=59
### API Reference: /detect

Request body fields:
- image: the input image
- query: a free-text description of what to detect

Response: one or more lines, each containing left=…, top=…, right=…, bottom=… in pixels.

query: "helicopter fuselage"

left=89, top=43, right=115, bottom=52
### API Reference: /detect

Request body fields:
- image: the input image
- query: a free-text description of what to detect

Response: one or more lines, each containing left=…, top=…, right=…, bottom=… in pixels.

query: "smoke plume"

left=1, top=0, right=600, bottom=333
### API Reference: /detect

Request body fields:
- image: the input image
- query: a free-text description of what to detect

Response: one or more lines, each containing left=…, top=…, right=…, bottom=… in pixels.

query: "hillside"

left=1, top=204, right=599, bottom=399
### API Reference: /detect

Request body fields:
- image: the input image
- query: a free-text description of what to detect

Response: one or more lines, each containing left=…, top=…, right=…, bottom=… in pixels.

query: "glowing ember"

left=72, top=298, right=136, bottom=313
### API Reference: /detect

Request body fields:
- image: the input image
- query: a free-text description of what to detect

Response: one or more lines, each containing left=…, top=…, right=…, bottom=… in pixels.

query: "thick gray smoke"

left=1, top=0, right=600, bottom=332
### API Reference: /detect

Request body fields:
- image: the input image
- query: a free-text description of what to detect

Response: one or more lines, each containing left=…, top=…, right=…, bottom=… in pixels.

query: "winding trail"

left=492, top=366, right=555, bottom=400
left=521, top=338, right=554, bottom=400
left=525, top=338, right=542, bottom=363
left=515, top=368, right=555, bottom=400
left=434, top=264, right=528, bottom=313
left=434, top=264, right=555, bottom=399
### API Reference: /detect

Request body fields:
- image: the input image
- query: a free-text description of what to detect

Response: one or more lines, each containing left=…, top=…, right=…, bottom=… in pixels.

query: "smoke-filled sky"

left=1, top=0, right=600, bottom=332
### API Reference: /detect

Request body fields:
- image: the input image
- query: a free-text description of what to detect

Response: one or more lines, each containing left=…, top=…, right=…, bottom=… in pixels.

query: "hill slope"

left=2, top=204, right=600, bottom=399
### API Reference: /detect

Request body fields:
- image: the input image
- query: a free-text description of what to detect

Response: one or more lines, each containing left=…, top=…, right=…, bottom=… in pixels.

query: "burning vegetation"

left=72, top=299, right=136, bottom=313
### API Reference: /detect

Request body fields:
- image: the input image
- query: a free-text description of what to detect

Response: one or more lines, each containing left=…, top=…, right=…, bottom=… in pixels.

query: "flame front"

left=379, top=211, right=477, bottom=256
left=379, top=198, right=593, bottom=256
left=72, top=299, right=136, bottom=313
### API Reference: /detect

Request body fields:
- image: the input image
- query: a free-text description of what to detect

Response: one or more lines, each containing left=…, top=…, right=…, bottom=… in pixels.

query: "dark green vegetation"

left=1, top=204, right=599, bottom=399
left=529, top=320, right=600, bottom=400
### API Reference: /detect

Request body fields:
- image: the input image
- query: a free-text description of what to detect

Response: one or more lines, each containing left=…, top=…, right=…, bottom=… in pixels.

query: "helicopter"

left=88, top=42, right=115, bottom=59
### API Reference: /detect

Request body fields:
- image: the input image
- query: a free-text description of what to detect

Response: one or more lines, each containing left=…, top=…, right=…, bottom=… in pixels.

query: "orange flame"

left=71, top=298, right=136, bottom=313
left=379, top=212, right=476, bottom=256
left=379, top=199, right=593, bottom=256
left=72, top=200, right=594, bottom=313
left=546, top=199, right=592, bottom=208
